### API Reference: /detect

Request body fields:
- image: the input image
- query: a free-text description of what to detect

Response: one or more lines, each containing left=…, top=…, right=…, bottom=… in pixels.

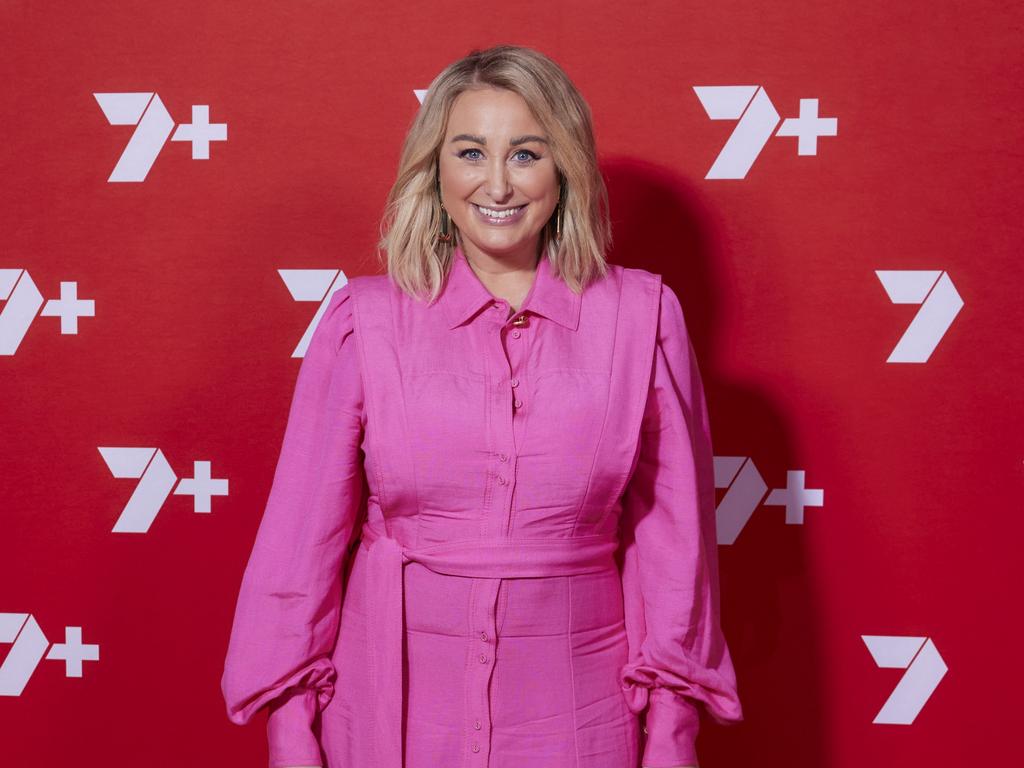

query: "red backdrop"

left=2, top=1, right=1021, bottom=766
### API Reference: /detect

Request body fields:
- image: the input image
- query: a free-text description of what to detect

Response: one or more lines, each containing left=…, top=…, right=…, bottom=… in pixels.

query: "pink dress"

left=221, top=244, right=744, bottom=768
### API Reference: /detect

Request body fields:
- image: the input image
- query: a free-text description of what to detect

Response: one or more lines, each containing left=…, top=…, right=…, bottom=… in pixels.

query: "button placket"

left=497, top=311, right=529, bottom=538
left=471, top=301, right=532, bottom=763
left=466, top=581, right=498, bottom=764
left=492, top=335, right=527, bottom=496
left=508, top=329, right=526, bottom=412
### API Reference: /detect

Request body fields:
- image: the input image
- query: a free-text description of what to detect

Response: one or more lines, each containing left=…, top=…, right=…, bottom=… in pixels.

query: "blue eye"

left=457, top=148, right=542, bottom=163
left=514, top=150, right=540, bottom=163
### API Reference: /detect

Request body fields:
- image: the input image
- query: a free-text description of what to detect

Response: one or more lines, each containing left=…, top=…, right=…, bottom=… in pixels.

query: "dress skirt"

left=321, top=538, right=640, bottom=768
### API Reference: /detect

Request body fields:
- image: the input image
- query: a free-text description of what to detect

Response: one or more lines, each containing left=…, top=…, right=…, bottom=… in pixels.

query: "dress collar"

left=439, top=243, right=580, bottom=331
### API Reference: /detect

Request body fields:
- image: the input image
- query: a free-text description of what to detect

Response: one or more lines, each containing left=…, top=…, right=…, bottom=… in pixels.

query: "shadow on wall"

left=602, top=156, right=824, bottom=768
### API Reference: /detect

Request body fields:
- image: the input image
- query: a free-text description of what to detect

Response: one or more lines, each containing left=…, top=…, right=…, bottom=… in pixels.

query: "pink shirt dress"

left=221, top=244, right=744, bottom=768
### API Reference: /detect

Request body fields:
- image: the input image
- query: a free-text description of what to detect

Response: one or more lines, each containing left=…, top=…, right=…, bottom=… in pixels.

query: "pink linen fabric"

left=221, top=244, right=743, bottom=768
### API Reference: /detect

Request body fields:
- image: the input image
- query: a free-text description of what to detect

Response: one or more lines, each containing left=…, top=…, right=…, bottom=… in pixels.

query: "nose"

left=484, top=155, right=513, bottom=201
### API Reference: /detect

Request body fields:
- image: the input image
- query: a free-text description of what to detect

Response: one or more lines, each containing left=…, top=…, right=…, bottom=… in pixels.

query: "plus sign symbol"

left=98, top=447, right=230, bottom=533
left=715, top=457, right=825, bottom=544
left=0, top=614, right=99, bottom=696
left=0, top=270, right=95, bottom=355
left=764, top=470, right=825, bottom=524
left=173, top=460, right=230, bottom=513
left=94, top=92, right=228, bottom=182
left=694, top=85, right=838, bottom=179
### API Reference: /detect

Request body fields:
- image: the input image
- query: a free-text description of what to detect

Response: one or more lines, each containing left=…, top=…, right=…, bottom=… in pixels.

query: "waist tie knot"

left=358, top=519, right=619, bottom=768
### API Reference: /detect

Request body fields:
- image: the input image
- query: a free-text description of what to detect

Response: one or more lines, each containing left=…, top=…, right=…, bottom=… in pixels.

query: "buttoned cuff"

left=641, top=687, right=700, bottom=768
left=266, top=687, right=323, bottom=768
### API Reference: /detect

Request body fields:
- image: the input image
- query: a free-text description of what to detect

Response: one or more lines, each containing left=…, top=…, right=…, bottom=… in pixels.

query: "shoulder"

left=343, top=273, right=398, bottom=310
left=597, top=263, right=675, bottom=326
left=602, top=264, right=687, bottom=340
left=601, top=262, right=665, bottom=301
left=313, top=280, right=362, bottom=354
left=615, top=264, right=682, bottom=311
left=324, top=273, right=394, bottom=316
left=346, top=273, right=391, bottom=291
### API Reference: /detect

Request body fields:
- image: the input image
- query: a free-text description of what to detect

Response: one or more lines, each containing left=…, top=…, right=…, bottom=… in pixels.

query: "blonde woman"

left=222, top=44, right=743, bottom=768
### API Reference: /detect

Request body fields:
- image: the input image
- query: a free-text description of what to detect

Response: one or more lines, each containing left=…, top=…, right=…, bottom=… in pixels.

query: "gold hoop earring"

left=439, top=202, right=452, bottom=243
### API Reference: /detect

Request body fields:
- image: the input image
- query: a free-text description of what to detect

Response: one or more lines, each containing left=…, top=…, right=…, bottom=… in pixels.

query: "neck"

left=460, top=242, right=541, bottom=311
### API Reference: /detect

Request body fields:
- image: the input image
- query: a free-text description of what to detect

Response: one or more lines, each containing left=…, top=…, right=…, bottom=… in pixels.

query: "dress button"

left=497, top=476, right=506, bottom=486
left=479, top=653, right=488, bottom=663
left=510, top=378, right=519, bottom=387
left=512, top=330, right=521, bottom=338
left=480, top=631, right=488, bottom=641
left=472, top=742, right=481, bottom=753
left=513, top=399, right=522, bottom=408
left=497, top=453, right=508, bottom=462
left=474, top=719, right=482, bottom=730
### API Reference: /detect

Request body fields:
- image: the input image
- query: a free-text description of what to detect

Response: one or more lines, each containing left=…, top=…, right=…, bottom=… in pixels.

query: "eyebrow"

left=449, top=133, right=549, bottom=146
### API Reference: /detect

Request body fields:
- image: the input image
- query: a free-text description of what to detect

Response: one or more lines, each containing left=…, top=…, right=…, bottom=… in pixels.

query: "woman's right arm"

left=220, top=282, right=365, bottom=768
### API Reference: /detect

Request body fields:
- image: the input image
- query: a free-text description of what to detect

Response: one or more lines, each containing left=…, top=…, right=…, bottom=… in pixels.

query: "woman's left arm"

left=618, top=281, right=744, bottom=768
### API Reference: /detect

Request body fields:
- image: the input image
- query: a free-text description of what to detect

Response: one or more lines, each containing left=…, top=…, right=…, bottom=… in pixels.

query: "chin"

left=475, top=233, right=537, bottom=250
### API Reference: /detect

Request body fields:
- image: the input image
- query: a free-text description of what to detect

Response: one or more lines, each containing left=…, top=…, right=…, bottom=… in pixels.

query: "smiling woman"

left=438, top=88, right=561, bottom=280
left=221, top=44, right=743, bottom=768
left=377, top=45, right=613, bottom=302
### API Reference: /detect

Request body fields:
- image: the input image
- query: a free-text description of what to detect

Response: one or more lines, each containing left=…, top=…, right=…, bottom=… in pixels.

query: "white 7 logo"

left=278, top=269, right=351, bottom=357
left=93, top=92, right=227, bottom=182
left=876, top=270, right=963, bottom=363
left=694, top=86, right=837, bottom=179
left=862, top=635, right=947, bottom=724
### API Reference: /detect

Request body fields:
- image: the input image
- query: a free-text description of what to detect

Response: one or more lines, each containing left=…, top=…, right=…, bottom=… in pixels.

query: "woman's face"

left=438, top=87, right=560, bottom=264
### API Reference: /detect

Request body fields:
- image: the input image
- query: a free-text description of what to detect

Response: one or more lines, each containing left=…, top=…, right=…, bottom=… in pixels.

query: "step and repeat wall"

left=2, top=1, right=1020, bottom=766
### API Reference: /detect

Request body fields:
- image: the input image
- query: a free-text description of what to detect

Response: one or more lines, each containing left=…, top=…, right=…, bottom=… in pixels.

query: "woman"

left=221, top=44, right=743, bottom=768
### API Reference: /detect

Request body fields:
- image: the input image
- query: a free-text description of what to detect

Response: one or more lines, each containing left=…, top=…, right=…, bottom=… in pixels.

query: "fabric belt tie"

left=358, top=519, right=619, bottom=768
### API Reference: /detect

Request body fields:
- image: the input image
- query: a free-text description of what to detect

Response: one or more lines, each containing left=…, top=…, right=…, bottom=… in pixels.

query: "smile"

left=473, top=203, right=527, bottom=225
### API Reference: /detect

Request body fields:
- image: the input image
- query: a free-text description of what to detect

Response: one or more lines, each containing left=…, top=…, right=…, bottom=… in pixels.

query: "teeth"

left=477, top=204, right=523, bottom=219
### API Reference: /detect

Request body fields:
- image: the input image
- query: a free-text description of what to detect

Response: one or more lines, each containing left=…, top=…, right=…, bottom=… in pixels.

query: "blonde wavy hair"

left=376, top=44, right=612, bottom=302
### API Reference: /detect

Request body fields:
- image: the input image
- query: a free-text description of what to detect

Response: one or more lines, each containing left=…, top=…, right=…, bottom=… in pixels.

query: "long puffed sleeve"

left=221, top=282, right=365, bottom=768
left=618, top=282, right=743, bottom=768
